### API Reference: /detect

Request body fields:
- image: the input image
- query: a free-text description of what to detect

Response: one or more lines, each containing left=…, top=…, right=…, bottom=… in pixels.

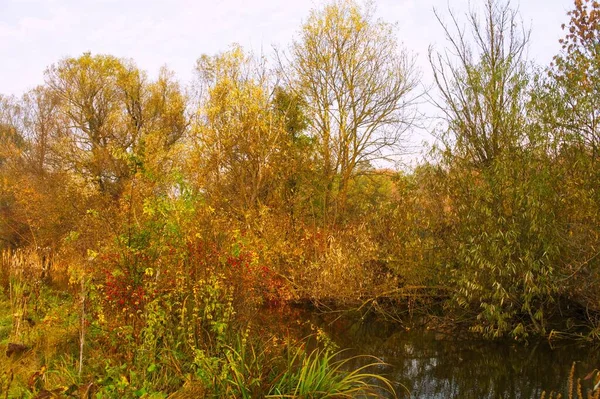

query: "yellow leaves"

left=193, top=47, right=289, bottom=211
left=196, top=44, right=249, bottom=85
left=305, top=0, right=367, bottom=40
left=86, top=249, right=98, bottom=262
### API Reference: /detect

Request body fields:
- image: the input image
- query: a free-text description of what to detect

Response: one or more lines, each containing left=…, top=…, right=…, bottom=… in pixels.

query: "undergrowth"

left=0, top=248, right=399, bottom=398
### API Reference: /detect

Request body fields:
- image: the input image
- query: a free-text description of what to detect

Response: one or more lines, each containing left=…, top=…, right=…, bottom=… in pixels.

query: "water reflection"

left=255, top=308, right=600, bottom=398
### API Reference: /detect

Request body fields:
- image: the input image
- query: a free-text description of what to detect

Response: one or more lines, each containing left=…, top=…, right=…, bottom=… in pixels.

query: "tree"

left=537, top=0, right=600, bottom=320
left=429, top=0, right=530, bottom=167
left=20, top=86, right=62, bottom=174
left=0, top=95, right=25, bottom=167
left=0, top=95, right=27, bottom=248
left=44, top=53, right=137, bottom=198
left=133, top=66, right=188, bottom=190
left=45, top=54, right=187, bottom=199
left=429, top=0, right=565, bottom=338
left=547, top=0, right=600, bottom=159
left=194, top=46, right=289, bottom=214
left=271, top=87, right=315, bottom=226
left=286, top=0, right=419, bottom=222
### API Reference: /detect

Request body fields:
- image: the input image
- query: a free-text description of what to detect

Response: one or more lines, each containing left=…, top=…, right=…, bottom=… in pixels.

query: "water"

left=256, top=307, right=600, bottom=398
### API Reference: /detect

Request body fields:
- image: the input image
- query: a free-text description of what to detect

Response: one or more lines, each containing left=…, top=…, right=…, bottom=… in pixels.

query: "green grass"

left=0, top=295, right=12, bottom=344
left=268, top=345, right=399, bottom=398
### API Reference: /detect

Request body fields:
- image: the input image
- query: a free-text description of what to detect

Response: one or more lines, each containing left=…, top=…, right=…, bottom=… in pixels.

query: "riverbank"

left=0, top=274, right=398, bottom=398
left=2, top=275, right=599, bottom=399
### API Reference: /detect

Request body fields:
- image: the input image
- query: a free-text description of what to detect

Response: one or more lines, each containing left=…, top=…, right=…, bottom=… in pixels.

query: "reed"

left=540, top=363, right=600, bottom=399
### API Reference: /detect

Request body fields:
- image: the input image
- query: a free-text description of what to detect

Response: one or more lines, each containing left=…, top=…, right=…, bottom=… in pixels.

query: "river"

left=256, top=307, right=600, bottom=398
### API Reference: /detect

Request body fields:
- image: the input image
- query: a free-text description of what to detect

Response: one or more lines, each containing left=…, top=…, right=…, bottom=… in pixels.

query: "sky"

left=0, top=0, right=572, bottom=96
left=0, top=0, right=573, bottom=161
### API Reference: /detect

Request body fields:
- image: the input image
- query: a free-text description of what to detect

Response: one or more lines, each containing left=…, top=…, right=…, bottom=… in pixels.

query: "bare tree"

left=429, top=0, right=530, bottom=168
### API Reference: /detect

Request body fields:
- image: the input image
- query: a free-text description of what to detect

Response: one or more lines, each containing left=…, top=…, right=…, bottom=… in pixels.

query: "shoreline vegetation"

left=2, top=0, right=600, bottom=397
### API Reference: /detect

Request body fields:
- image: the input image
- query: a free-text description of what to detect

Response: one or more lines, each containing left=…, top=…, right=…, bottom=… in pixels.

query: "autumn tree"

left=44, top=53, right=187, bottom=201
left=44, top=54, right=127, bottom=197
left=286, top=0, right=419, bottom=223
left=534, top=0, right=600, bottom=319
left=0, top=53, right=187, bottom=256
left=546, top=0, right=600, bottom=158
left=18, top=87, right=62, bottom=174
left=270, top=86, right=315, bottom=226
left=193, top=46, right=290, bottom=214
left=132, top=67, right=188, bottom=193
left=0, top=86, right=107, bottom=250
left=0, top=95, right=26, bottom=247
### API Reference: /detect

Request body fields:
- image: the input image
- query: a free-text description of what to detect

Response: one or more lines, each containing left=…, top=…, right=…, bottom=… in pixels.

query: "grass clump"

left=268, top=345, right=396, bottom=398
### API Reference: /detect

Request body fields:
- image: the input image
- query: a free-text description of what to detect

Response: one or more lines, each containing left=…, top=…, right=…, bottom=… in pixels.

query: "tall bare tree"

left=429, top=0, right=530, bottom=167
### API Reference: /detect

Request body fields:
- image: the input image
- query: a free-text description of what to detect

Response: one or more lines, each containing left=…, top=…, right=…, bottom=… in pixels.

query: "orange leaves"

left=561, top=0, right=600, bottom=52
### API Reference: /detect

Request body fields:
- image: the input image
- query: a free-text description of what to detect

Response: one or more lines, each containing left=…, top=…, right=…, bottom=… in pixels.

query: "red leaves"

left=221, top=244, right=288, bottom=305
left=102, top=267, right=146, bottom=313
left=95, top=232, right=291, bottom=318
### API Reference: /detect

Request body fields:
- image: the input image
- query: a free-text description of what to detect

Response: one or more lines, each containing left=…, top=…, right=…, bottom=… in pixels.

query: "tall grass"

left=0, top=249, right=81, bottom=398
left=189, top=330, right=400, bottom=398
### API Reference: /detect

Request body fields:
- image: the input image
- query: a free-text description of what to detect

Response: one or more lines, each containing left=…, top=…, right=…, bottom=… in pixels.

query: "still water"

left=258, top=308, right=600, bottom=398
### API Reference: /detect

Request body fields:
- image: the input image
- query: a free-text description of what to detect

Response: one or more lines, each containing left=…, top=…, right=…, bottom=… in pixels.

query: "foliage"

left=3, top=6, right=600, bottom=398
left=536, top=0, right=600, bottom=325
left=0, top=247, right=395, bottom=398
left=286, top=0, right=419, bottom=223
left=442, top=151, right=564, bottom=338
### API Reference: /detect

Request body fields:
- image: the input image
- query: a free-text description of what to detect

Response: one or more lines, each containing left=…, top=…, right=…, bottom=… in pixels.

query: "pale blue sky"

left=0, top=0, right=571, bottom=97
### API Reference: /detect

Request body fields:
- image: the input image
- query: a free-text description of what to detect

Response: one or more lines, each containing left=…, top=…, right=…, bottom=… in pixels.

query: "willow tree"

left=286, top=0, right=419, bottom=223
left=429, top=0, right=530, bottom=167
left=429, top=0, right=565, bottom=338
